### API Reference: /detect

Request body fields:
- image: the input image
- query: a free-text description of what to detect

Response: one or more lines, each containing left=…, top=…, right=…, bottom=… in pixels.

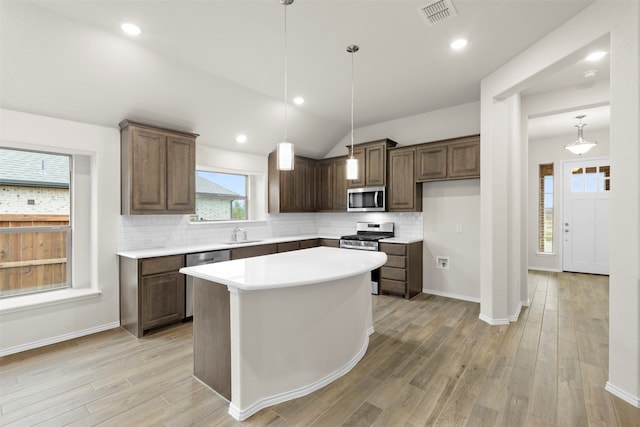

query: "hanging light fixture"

left=346, top=44, right=359, bottom=180
left=276, top=0, right=295, bottom=170
left=565, top=115, right=597, bottom=155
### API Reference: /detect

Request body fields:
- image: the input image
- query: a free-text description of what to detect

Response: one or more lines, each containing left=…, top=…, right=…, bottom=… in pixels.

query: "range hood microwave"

left=347, top=187, right=386, bottom=212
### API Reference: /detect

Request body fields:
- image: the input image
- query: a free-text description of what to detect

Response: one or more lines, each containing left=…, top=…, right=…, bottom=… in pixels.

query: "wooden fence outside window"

left=0, top=214, right=70, bottom=297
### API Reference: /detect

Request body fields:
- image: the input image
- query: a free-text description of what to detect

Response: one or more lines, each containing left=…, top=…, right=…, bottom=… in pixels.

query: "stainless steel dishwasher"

left=185, top=249, right=231, bottom=318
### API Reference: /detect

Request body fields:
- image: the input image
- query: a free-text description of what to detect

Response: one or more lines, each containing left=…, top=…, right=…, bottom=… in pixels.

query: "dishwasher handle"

left=186, top=250, right=231, bottom=267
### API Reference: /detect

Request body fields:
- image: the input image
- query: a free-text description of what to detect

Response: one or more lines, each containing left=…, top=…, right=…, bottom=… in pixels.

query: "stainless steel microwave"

left=347, top=187, right=386, bottom=212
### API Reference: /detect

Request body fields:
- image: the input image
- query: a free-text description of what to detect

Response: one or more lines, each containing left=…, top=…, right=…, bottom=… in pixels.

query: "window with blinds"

left=539, top=163, right=554, bottom=253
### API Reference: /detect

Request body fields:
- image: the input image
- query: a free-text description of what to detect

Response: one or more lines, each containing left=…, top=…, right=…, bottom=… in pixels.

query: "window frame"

left=538, top=163, right=554, bottom=254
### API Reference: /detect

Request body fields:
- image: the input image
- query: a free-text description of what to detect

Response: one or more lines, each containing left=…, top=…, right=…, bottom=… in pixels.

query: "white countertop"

left=179, top=246, right=387, bottom=292
left=117, top=234, right=423, bottom=259
left=379, top=237, right=423, bottom=244
left=116, top=235, right=339, bottom=259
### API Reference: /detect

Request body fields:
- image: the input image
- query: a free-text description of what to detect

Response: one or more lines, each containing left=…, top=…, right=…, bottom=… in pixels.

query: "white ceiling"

left=1, top=0, right=600, bottom=158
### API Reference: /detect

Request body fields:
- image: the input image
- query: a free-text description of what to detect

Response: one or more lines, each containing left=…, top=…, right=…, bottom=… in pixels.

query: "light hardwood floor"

left=1, top=271, right=639, bottom=426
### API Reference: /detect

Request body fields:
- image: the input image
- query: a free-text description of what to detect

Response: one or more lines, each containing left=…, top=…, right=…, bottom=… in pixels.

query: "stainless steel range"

left=340, top=221, right=394, bottom=294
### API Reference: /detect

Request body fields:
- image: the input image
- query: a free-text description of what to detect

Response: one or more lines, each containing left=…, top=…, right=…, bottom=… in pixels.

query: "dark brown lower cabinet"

left=319, top=238, right=340, bottom=248
left=230, top=243, right=277, bottom=260
left=379, top=241, right=423, bottom=299
left=120, top=254, right=185, bottom=337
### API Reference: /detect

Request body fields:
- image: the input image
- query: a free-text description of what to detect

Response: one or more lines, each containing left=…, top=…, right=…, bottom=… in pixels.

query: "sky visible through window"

left=197, top=171, right=246, bottom=196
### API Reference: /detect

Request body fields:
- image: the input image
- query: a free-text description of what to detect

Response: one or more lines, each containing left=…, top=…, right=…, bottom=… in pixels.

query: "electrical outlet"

left=436, top=256, right=450, bottom=270
left=456, top=224, right=463, bottom=233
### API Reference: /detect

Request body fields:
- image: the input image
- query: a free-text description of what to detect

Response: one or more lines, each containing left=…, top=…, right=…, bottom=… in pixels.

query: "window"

left=539, top=163, right=554, bottom=253
left=571, top=165, right=611, bottom=192
left=193, top=171, right=248, bottom=221
left=0, top=148, right=72, bottom=298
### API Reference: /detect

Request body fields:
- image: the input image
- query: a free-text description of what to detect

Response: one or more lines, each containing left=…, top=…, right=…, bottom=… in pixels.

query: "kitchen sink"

left=223, top=240, right=263, bottom=245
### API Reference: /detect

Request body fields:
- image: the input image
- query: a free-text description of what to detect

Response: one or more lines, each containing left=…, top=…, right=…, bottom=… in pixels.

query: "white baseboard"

left=0, top=322, right=121, bottom=357
left=478, top=313, right=510, bottom=325
left=228, top=334, right=370, bottom=421
left=508, top=300, right=529, bottom=322
left=527, top=267, right=562, bottom=272
left=479, top=300, right=528, bottom=326
left=605, top=381, right=640, bottom=408
left=423, top=289, right=480, bottom=303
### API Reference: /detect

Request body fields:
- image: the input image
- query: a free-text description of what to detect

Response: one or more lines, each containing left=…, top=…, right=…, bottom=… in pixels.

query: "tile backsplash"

left=117, top=212, right=423, bottom=251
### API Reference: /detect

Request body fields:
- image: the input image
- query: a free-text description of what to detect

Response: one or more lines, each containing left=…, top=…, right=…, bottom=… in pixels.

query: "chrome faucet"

left=232, top=226, right=247, bottom=242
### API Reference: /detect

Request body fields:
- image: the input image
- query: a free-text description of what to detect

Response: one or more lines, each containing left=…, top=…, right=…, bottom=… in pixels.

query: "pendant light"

left=565, top=115, right=597, bottom=155
left=276, top=0, right=295, bottom=170
left=346, top=44, right=359, bottom=180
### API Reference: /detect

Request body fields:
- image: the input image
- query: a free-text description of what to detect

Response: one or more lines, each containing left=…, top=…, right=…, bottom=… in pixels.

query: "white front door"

left=562, top=158, right=610, bottom=274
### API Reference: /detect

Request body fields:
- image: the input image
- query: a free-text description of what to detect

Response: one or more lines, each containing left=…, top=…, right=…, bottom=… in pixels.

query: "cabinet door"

left=279, top=169, right=295, bottom=212
left=166, top=135, right=196, bottom=213
left=304, top=158, right=316, bottom=211
left=332, top=158, right=348, bottom=211
left=448, top=137, right=480, bottom=179
left=416, top=143, right=447, bottom=181
left=141, top=271, right=185, bottom=331
left=365, top=144, right=386, bottom=186
left=347, top=147, right=365, bottom=188
left=316, top=160, right=333, bottom=211
left=231, top=244, right=278, bottom=260
left=388, top=148, right=421, bottom=211
left=130, top=128, right=166, bottom=212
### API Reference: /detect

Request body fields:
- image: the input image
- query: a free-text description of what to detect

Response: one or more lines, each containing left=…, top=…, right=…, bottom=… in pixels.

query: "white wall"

left=527, top=129, right=610, bottom=271
left=422, top=180, right=480, bottom=302
left=481, top=0, right=640, bottom=406
left=0, top=109, right=121, bottom=355
left=325, top=101, right=480, bottom=158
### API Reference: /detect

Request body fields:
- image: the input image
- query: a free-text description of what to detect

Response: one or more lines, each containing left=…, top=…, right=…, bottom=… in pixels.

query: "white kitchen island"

left=179, top=246, right=387, bottom=421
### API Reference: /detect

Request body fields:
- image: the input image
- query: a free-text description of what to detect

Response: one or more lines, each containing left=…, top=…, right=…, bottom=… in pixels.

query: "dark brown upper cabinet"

left=387, top=147, right=422, bottom=212
left=268, top=152, right=316, bottom=213
left=347, top=139, right=397, bottom=188
left=120, top=120, right=197, bottom=215
left=416, top=135, right=480, bottom=182
left=316, top=156, right=348, bottom=212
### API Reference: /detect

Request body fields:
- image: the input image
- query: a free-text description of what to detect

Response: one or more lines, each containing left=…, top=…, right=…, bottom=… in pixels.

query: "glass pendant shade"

left=346, top=157, right=359, bottom=180
left=564, top=115, right=597, bottom=156
left=277, top=141, right=294, bottom=170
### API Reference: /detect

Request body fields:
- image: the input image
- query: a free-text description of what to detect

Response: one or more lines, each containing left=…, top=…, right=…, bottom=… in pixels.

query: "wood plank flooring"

left=1, top=271, right=639, bottom=426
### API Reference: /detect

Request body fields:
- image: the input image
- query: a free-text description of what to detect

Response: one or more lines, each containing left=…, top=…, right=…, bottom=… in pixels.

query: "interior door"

left=562, top=158, right=610, bottom=274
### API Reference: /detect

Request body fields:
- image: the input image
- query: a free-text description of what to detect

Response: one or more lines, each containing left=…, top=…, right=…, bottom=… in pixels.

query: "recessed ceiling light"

left=293, top=97, right=305, bottom=105
left=583, top=69, right=598, bottom=78
left=236, top=134, right=247, bottom=143
left=450, top=38, right=468, bottom=50
left=121, top=22, right=141, bottom=36
left=586, top=51, right=606, bottom=61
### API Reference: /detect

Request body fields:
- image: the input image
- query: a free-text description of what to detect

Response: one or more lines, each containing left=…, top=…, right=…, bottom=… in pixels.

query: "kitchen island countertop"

left=180, top=246, right=387, bottom=292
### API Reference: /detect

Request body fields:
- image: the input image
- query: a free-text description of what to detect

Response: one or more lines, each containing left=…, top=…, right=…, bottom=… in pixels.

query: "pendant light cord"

left=350, top=49, right=354, bottom=158
left=283, top=3, right=288, bottom=142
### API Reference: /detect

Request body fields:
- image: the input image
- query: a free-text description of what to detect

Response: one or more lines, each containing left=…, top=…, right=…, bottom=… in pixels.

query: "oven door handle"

left=374, top=191, right=379, bottom=208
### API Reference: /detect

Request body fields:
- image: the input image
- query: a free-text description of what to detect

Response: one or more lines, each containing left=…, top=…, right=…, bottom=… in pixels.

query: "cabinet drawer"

left=320, top=238, right=340, bottom=248
left=384, top=255, right=406, bottom=269
left=231, top=243, right=277, bottom=260
left=381, top=267, right=406, bottom=281
left=379, top=243, right=406, bottom=256
left=140, top=255, right=184, bottom=276
left=299, top=239, right=319, bottom=249
left=277, top=241, right=300, bottom=253
left=379, top=279, right=406, bottom=295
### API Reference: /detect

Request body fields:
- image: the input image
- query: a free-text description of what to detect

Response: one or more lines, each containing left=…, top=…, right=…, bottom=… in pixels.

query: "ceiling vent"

left=419, top=0, right=458, bottom=25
